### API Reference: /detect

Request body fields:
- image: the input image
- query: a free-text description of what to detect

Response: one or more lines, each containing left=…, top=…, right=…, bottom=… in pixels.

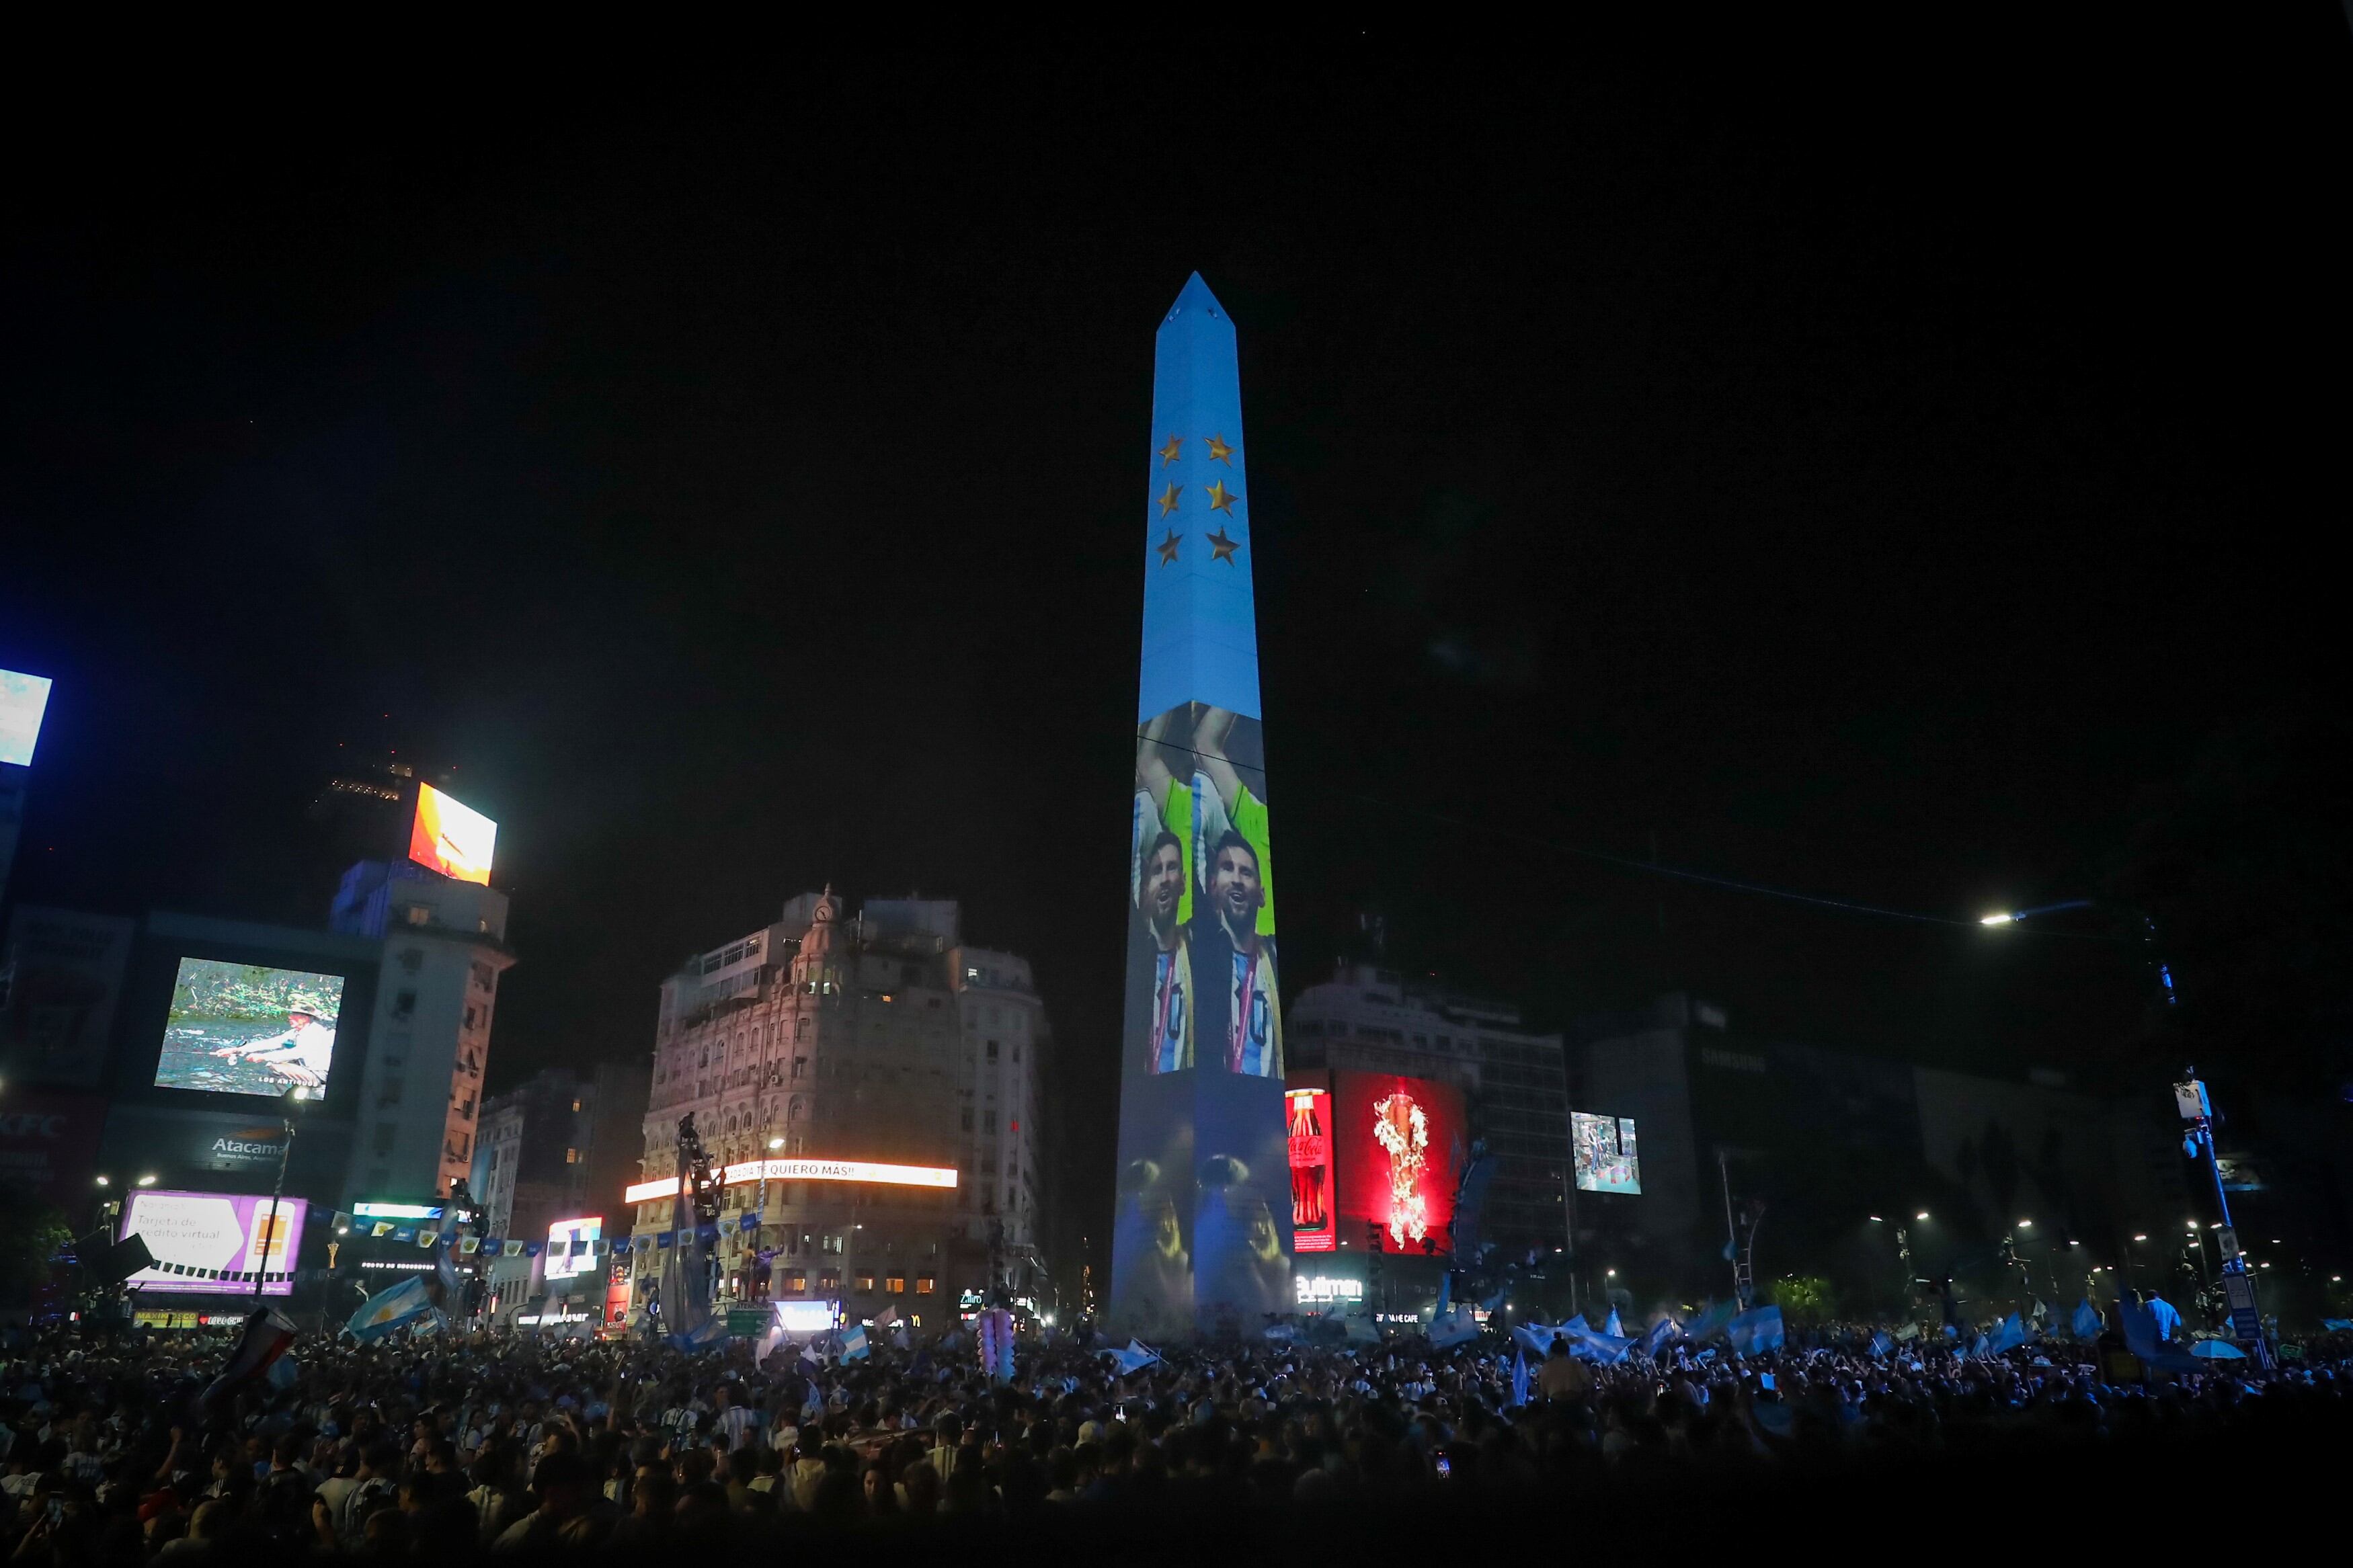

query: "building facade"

left=1570, top=993, right=2192, bottom=1310
left=627, top=891, right=1051, bottom=1325
left=332, top=866, right=514, bottom=1202
left=1287, top=962, right=1572, bottom=1260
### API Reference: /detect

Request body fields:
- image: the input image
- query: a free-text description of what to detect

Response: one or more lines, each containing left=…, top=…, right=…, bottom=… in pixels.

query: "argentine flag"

left=2071, top=1299, right=2104, bottom=1340
left=1725, top=1305, right=1785, bottom=1356
left=346, top=1276, right=434, bottom=1342
left=840, top=1324, right=869, bottom=1362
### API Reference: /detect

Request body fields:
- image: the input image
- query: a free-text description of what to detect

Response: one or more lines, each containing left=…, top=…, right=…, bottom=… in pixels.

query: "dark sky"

left=5, top=34, right=2346, bottom=1239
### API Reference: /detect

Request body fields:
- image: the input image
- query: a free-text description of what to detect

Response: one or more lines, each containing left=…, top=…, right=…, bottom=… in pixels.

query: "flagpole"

left=253, top=1087, right=305, bottom=1303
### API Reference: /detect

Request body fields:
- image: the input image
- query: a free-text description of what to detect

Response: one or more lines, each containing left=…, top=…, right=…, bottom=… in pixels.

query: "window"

left=986, top=1040, right=999, bottom=1062
left=404, top=905, right=430, bottom=926
left=793, top=1057, right=807, bottom=1079
left=1012, top=1042, right=1021, bottom=1061
left=789, top=1273, right=808, bottom=1293
left=822, top=1233, right=844, bottom=1254
left=856, top=1274, right=875, bottom=1292
left=464, top=1005, right=478, bottom=1030
left=565, top=1148, right=580, bottom=1164
left=393, top=991, right=417, bottom=1022
left=916, top=1276, right=935, bottom=1294
left=886, top=1275, right=906, bottom=1294
left=818, top=1269, right=840, bottom=1291
left=960, top=1108, right=973, bottom=1132
left=372, top=1123, right=397, bottom=1155
left=572, top=1099, right=583, bottom=1112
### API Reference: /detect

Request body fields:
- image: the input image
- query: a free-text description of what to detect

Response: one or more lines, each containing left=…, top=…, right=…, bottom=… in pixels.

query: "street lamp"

left=136, top=1174, right=157, bottom=1188
left=1915, top=1211, right=1930, bottom=1222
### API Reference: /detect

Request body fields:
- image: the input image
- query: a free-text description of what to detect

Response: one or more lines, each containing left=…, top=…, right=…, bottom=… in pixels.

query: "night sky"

left=6, top=34, right=2346, bottom=1245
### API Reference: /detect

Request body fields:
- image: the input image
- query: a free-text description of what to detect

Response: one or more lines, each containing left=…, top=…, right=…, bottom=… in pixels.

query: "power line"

left=1133, top=727, right=2119, bottom=940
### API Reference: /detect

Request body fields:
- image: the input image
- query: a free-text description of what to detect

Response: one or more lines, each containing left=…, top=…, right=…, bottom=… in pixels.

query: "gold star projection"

left=1150, top=435, right=1242, bottom=566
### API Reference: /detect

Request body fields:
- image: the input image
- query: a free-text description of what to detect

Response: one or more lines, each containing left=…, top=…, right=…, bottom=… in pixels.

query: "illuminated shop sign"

left=624, top=1158, right=959, bottom=1205
left=1295, top=1275, right=1363, bottom=1303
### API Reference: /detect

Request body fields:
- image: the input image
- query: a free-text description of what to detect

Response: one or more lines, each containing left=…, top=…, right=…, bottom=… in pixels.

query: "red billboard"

left=1283, top=1083, right=1334, bottom=1252
left=1331, top=1071, right=1464, bottom=1256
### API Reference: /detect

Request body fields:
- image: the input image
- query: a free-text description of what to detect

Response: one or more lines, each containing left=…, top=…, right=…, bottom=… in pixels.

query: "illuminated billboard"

left=773, top=1299, right=838, bottom=1333
left=153, top=958, right=346, bottom=1100
left=408, top=782, right=496, bottom=885
left=1285, top=1084, right=1335, bottom=1253
left=623, top=1157, right=958, bottom=1206
left=0, top=669, right=52, bottom=768
left=545, top=1216, right=601, bottom=1280
left=120, top=1190, right=307, bottom=1296
left=1572, top=1112, right=1641, bottom=1194
left=1332, top=1071, right=1466, bottom=1254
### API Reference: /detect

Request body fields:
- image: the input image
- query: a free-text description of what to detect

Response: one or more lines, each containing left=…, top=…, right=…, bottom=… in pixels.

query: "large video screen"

left=1332, top=1071, right=1466, bottom=1254
left=1111, top=700, right=1291, bottom=1334
left=154, top=958, right=346, bottom=1100
left=1572, top=1112, right=1642, bottom=1194
left=409, top=781, right=497, bottom=885
left=545, top=1216, right=601, bottom=1280
left=0, top=669, right=52, bottom=768
left=120, top=1190, right=308, bottom=1296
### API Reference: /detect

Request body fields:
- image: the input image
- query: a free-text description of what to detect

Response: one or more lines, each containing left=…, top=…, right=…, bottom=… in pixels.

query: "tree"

left=1769, top=1275, right=1835, bottom=1324
left=0, top=1198, right=75, bottom=1306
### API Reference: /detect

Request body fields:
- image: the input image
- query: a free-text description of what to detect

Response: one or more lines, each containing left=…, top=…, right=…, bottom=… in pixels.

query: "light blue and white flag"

left=1968, top=1331, right=1991, bottom=1359
left=347, top=1276, right=434, bottom=1342
left=1685, top=1300, right=1737, bottom=1342
left=1106, top=1337, right=1160, bottom=1374
left=1726, top=1305, right=1786, bottom=1357
left=1428, top=1309, right=1480, bottom=1350
left=1510, top=1346, right=1529, bottom=1407
left=2072, top=1299, right=2104, bottom=1340
left=1987, top=1313, right=2025, bottom=1354
left=1603, top=1307, right=1624, bottom=1339
left=1868, top=1330, right=1893, bottom=1358
left=1638, top=1317, right=1680, bottom=1358
left=839, top=1324, right=869, bottom=1362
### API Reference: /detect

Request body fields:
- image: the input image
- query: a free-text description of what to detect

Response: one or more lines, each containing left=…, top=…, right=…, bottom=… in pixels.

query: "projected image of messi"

left=1127, top=701, right=1279, bottom=1078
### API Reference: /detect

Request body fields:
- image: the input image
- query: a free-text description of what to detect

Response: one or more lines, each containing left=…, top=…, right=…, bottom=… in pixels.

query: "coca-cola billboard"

left=1284, top=1084, right=1334, bottom=1252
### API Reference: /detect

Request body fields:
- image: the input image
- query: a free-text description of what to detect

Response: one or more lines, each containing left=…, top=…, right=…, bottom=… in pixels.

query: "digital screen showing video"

left=153, top=958, right=346, bottom=1100
left=1572, top=1112, right=1641, bottom=1194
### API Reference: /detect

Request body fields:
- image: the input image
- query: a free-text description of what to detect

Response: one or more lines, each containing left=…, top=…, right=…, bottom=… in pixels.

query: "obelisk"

left=1108, top=274, right=1292, bottom=1336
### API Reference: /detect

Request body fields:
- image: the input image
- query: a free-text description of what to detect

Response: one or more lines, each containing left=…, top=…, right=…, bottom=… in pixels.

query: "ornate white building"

left=627, top=890, right=1051, bottom=1321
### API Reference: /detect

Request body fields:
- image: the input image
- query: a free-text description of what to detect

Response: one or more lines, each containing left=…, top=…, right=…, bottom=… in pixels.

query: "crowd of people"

left=5, top=1315, right=2350, bottom=1562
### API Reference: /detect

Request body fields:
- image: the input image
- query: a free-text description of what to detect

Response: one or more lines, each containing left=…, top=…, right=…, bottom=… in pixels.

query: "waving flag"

left=1603, top=1307, right=1624, bottom=1339
left=202, top=1307, right=298, bottom=1405
left=1685, top=1300, right=1737, bottom=1342
left=1868, top=1330, right=1893, bottom=1358
left=1726, top=1305, right=1786, bottom=1356
left=1569, top=1326, right=1634, bottom=1362
left=347, top=1276, right=434, bottom=1342
left=1511, top=1346, right=1529, bottom=1407
left=1987, top=1313, right=2026, bottom=1354
left=1107, top=1337, right=1161, bottom=1374
left=1428, top=1309, right=1479, bottom=1350
left=839, top=1324, right=870, bottom=1362
left=1638, top=1316, right=1680, bottom=1359
left=2072, top=1299, right=2104, bottom=1339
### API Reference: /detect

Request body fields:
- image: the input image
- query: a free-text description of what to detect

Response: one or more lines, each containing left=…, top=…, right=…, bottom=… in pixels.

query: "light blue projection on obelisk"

left=1110, top=274, right=1292, bottom=1337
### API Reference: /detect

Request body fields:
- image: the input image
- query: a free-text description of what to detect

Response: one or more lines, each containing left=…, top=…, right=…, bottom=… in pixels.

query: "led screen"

left=409, top=781, right=497, bottom=884
left=773, top=1299, right=838, bottom=1333
left=1572, top=1112, right=1642, bottom=1194
left=1332, top=1071, right=1466, bottom=1255
left=1111, top=700, right=1291, bottom=1335
left=1285, top=1084, right=1335, bottom=1253
left=0, top=669, right=52, bottom=768
left=120, top=1190, right=307, bottom=1296
left=546, top=1216, right=601, bottom=1280
left=154, top=958, right=346, bottom=1100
